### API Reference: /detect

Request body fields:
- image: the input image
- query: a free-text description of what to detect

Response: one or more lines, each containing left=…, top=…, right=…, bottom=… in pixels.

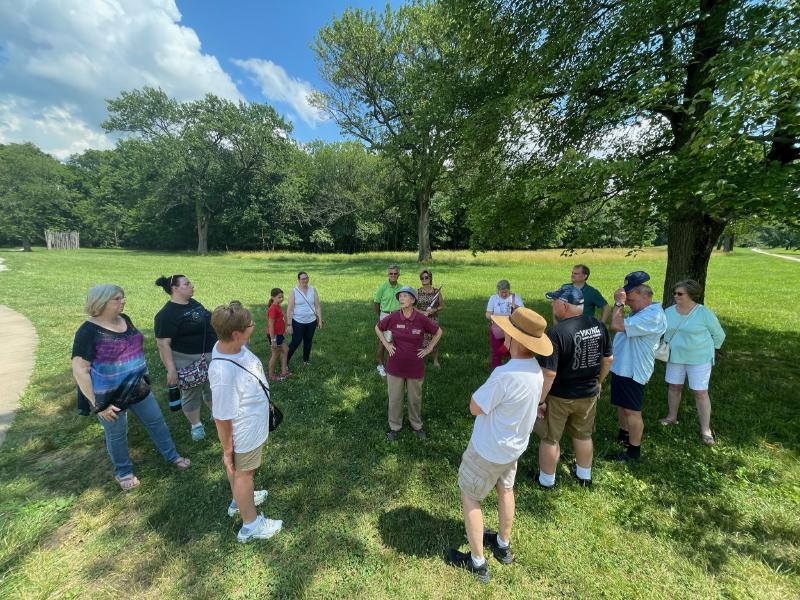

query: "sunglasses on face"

left=673, top=291, right=686, bottom=296
left=420, top=275, right=430, bottom=280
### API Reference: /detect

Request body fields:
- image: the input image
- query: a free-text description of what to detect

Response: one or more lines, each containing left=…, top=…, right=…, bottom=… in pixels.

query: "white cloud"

left=233, top=58, right=327, bottom=127
left=0, top=0, right=242, bottom=159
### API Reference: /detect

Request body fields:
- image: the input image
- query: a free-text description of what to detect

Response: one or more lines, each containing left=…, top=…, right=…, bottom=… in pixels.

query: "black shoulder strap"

left=210, top=357, right=270, bottom=402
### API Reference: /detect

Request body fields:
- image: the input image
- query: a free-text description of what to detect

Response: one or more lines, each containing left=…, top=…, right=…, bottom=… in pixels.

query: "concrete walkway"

left=751, top=248, right=800, bottom=263
left=0, top=305, right=38, bottom=448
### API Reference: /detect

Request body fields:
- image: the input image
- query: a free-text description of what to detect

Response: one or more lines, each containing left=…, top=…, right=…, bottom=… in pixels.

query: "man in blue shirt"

left=608, top=271, right=666, bottom=462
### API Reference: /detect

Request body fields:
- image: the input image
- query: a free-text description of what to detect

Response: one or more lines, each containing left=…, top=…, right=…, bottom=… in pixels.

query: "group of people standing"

left=70, top=272, right=323, bottom=541
left=442, top=267, right=726, bottom=583
left=70, top=261, right=725, bottom=566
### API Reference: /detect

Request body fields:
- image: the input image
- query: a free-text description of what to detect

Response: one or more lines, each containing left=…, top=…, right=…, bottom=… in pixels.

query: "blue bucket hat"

left=545, top=284, right=584, bottom=306
left=395, top=286, right=418, bottom=304
left=623, top=271, right=651, bottom=292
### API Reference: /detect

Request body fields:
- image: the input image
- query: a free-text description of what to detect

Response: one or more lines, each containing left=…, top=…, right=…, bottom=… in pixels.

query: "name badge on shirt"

left=396, top=324, right=406, bottom=329
left=411, top=328, right=422, bottom=335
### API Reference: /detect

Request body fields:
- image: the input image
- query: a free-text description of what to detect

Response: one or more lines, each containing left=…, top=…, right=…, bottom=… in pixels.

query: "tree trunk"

left=722, top=234, right=734, bottom=252
left=416, top=184, right=432, bottom=261
left=196, top=211, right=209, bottom=255
left=663, top=212, right=727, bottom=307
left=22, top=237, right=32, bottom=252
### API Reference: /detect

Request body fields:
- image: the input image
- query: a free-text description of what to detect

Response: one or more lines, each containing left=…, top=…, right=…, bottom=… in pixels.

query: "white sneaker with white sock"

left=237, top=514, right=282, bottom=543
left=228, top=489, right=268, bottom=517
left=376, top=365, right=386, bottom=377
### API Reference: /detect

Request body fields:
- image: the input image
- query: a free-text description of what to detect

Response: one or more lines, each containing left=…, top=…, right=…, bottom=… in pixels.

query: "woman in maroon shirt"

left=376, top=286, right=443, bottom=441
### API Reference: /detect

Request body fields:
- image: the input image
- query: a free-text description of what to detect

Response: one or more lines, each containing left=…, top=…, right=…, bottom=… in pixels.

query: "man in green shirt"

left=571, top=264, right=610, bottom=324
left=373, top=264, right=401, bottom=376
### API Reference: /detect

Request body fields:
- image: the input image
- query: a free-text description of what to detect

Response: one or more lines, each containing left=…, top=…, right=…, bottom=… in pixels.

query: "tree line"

left=0, top=0, right=797, bottom=304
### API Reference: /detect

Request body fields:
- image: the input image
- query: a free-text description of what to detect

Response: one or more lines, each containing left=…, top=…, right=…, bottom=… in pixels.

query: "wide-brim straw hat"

left=491, top=307, right=553, bottom=356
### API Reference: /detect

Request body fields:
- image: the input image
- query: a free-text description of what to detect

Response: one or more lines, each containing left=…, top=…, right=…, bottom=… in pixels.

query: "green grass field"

left=0, top=247, right=798, bottom=599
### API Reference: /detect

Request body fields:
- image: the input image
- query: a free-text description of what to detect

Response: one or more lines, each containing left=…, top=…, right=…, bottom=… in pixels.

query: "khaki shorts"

left=458, top=442, right=517, bottom=502
left=234, top=444, right=263, bottom=472
left=534, top=393, right=598, bottom=443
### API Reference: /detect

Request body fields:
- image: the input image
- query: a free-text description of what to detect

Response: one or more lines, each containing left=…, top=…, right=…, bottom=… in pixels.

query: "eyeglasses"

left=673, top=291, right=686, bottom=296
left=389, top=272, right=399, bottom=276
left=420, top=275, right=430, bottom=280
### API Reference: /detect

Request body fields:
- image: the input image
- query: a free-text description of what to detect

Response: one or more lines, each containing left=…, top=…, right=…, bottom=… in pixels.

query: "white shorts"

left=665, top=362, right=712, bottom=391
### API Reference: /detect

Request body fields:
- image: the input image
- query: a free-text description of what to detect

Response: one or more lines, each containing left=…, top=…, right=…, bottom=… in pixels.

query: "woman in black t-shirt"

left=154, top=274, right=217, bottom=441
left=72, top=284, right=190, bottom=491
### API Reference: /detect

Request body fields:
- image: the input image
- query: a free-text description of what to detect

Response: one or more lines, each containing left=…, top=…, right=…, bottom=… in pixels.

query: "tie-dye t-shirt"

left=72, top=314, right=149, bottom=411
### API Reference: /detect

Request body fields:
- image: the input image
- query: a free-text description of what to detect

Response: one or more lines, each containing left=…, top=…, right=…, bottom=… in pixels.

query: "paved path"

left=751, top=248, right=800, bottom=263
left=0, top=305, right=38, bottom=448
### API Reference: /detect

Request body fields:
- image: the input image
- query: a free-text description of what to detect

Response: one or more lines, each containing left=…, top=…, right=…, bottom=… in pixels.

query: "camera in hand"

left=168, top=385, right=182, bottom=411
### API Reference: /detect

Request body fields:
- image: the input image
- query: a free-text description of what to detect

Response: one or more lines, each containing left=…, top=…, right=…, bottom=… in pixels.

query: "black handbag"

left=210, top=358, right=283, bottom=431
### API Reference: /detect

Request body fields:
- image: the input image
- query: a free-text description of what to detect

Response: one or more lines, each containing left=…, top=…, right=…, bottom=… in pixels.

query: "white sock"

left=471, top=555, right=486, bottom=568
left=497, top=536, right=509, bottom=548
left=191, top=423, right=203, bottom=429
left=539, top=471, right=556, bottom=487
left=576, top=465, right=592, bottom=480
left=242, top=516, right=260, bottom=530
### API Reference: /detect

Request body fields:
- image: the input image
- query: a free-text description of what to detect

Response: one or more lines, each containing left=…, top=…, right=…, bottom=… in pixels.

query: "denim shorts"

left=267, top=334, right=285, bottom=346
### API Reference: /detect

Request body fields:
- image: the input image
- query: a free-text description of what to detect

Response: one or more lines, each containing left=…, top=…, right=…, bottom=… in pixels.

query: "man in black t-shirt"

left=534, top=284, right=613, bottom=488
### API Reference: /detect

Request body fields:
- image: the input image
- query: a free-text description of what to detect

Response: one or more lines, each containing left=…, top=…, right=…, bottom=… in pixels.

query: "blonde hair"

left=85, top=284, right=124, bottom=317
left=211, top=301, right=252, bottom=342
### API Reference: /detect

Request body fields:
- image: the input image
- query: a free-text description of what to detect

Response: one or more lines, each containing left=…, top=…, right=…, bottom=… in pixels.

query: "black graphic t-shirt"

left=154, top=298, right=217, bottom=354
left=538, top=315, right=612, bottom=399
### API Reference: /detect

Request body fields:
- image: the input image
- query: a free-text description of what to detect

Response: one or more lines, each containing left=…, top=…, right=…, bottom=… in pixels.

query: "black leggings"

left=287, top=318, right=317, bottom=364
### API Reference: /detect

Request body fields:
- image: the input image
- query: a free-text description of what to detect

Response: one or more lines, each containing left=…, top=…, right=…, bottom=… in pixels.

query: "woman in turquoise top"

left=658, top=280, right=726, bottom=444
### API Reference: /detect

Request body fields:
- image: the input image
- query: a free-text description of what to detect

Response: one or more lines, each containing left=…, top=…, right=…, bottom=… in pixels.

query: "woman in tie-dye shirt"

left=72, top=284, right=190, bottom=491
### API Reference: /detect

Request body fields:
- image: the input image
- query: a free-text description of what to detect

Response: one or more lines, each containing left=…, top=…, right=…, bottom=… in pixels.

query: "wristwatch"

left=614, top=302, right=624, bottom=308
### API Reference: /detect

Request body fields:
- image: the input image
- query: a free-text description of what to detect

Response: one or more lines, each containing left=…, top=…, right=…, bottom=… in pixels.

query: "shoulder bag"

left=210, top=357, right=283, bottom=431
left=655, top=305, right=699, bottom=362
left=177, top=307, right=210, bottom=390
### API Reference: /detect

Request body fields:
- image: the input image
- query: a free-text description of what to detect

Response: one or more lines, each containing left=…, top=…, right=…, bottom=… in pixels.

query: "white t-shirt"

left=209, top=344, right=269, bottom=453
left=292, top=286, right=317, bottom=324
left=469, top=358, right=543, bottom=464
left=486, top=293, right=524, bottom=316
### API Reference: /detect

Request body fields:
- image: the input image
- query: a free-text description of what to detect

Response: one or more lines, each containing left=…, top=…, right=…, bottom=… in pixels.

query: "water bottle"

left=168, top=385, right=182, bottom=412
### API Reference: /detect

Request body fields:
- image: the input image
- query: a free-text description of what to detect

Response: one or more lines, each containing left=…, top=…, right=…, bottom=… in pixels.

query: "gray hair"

left=85, top=284, right=124, bottom=317
left=387, top=264, right=399, bottom=272
left=496, top=279, right=511, bottom=292
left=632, top=284, right=654, bottom=298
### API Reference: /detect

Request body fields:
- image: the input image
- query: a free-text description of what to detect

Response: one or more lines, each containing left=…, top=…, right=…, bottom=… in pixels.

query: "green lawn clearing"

left=0, top=247, right=798, bottom=599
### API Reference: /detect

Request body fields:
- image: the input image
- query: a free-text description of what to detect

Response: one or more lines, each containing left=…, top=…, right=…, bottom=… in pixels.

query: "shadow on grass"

left=378, top=506, right=463, bottom=557
left=2, top=296, right=799, bottom=596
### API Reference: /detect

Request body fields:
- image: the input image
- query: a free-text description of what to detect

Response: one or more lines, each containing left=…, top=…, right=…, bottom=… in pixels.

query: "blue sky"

left=177, top=0, right=400, bottom=143
left=0, top=0, right=401, bottom=158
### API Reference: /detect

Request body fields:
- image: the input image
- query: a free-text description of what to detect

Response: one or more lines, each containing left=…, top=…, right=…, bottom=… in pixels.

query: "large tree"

left=0, top=143, right=70, bottom=251
left=103, top=88, right=292, bottom=254
left=313, top=2, right=486, bottom=261
left=455, top=0, right=799, bottom=303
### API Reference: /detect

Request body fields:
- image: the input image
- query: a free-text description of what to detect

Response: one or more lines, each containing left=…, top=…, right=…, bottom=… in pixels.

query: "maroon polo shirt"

left=378, top=309, right=439, bottom=380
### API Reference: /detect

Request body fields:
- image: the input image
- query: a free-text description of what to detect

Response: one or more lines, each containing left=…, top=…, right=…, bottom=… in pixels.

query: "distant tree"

left=313, top=3, right=486, bottom=260
left=0, top=143, right=70, bottom=251
left=103, top=87, right=293, bottom=254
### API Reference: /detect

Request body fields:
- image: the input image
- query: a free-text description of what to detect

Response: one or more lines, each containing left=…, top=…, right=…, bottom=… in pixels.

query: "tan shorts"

left=234, top=444, right=263, bottom=472
left=458, top=442, right=517, bottom=501
left=534, top=393, right=598, bottom=444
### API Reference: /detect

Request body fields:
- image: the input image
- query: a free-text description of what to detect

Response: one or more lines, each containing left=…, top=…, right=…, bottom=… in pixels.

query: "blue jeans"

left=98, top=392, right=180, bottom=478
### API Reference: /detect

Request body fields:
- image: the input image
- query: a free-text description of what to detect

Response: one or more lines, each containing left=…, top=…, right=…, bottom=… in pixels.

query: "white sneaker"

left=228, top=489, right=268, bottom=517
left=190, top=423, right=206, bottom=441
left=377, top=365, right=386, bottom=377
left=237, top=514, right=282, bottom=543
